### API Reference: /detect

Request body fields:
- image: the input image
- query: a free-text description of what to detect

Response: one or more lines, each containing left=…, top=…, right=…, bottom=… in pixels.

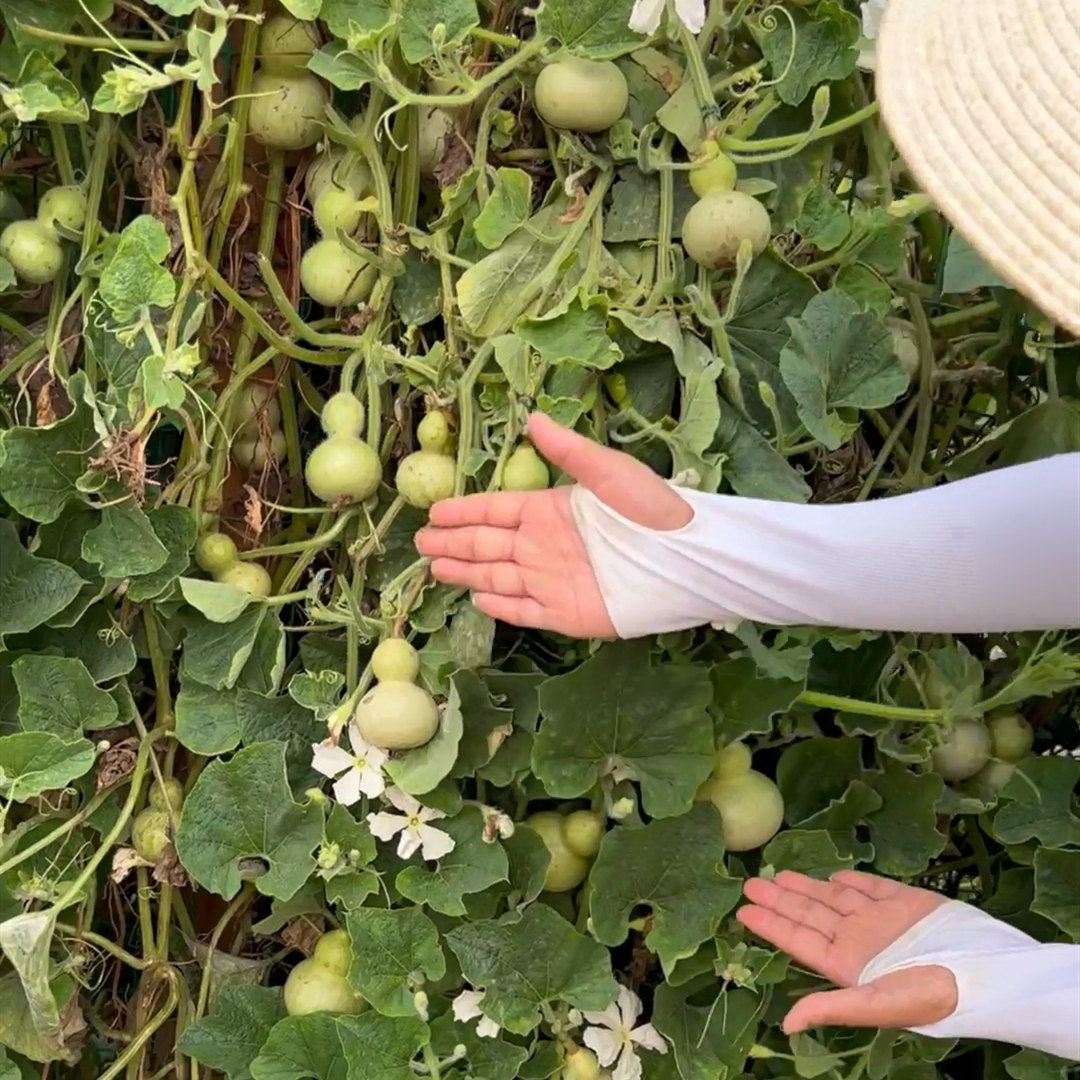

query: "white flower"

left=367, top=787, right=456, bottom=862
left=452, top=988, right=501, bottom=1039
left=857, top=0, right=889, bottom=70
left=312, top=723, right=387, bottom=805
left=583, top=986, right=668, bottom=1080
left=629, top=0, right=706, bottom=36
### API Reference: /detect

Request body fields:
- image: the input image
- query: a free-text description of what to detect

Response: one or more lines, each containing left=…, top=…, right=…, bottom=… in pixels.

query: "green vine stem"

left=100, top=965, right=181, bottom=1080
left=797, top=691, right=944, bottom=723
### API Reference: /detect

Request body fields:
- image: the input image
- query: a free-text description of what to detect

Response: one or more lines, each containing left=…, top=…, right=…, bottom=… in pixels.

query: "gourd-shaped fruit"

left=931, top=719, right=992, bottom=782
left=219, top=561, right=273, bottom=597
left=0, top=219, right=64, bottom=284
left=283, top=958, right=366, bottom=1016
left=696, top=745, right=784, bottom=852
left=502, top=444, right=550, bottom=491
left=320, top=391, right=367, bottom=437
left=987, top=713, right=1034, bottom=763
left=37, top=186, right=88, bottom=233
left=562, top=809, right=604, bottom=859
left=689, top=139, right=738, bottom=198
left=526, top=811, right=589, bottom=893
left=132, top=808, right=171, bottom=862
left=534, top=58, right=629, bottom=133
left=681, top=190, right=771, bottom=268
left=354, top=638, right=439, bottom=750
left=150, top=778, right=184, bottom=813
left=305, top=391, right=382, bottom=503
left=196, top=532, right=239, bottom=576
left=396, top=410, right=457, bottom=509
left=248, top=70, right=327, bottom=150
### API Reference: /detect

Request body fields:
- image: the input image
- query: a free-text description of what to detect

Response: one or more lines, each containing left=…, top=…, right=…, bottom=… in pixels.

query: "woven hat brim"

left=876, top=0, right=1080, bottom=334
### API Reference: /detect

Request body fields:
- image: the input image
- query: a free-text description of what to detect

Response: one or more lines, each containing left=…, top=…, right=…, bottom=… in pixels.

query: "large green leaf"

left=0, top=731, right=95, bottom=802
left=993, top=757, right=1080, bottom=850
left=176, top=987, right=286, bottom=1080
left=0, top=520, right=86, bottom=643
left=13, top=655, right=117, bottom=735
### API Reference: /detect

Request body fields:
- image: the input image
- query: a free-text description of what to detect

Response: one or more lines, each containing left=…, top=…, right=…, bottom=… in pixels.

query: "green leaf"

left=345, top=907, right=446, bottom=1016
left=98, top=214, right=176, bottom=322
left=399, top=0, right=477, bottom=62
left=993, top=757, right=1080, bottom=849
left=535, top=0, right=643, bottom=57
left=396, top=807, right=509, bottom=916
left=712, top=656, right=805, bottom=742
left=590, top=804, right=743, bottom=973
left=249, top=1013, right=349, bottom=1080
left=447, top=902, right=618, bottom=1035
left=0, top=520, right=86, bottom=642
left=0, top=257, right=14, bottom=292
left=798, top=779, right=882, bottom=862
left=533, top=640, right=715, bottom=818
left=385, top=677, right=465, bottom=796
left=795, top=186, right=851, bottom=252
left=450, top=669, right=513, bottom=779
left=175, top=680, right=241, bottom=755
left=474, top=168, right=533, bottom=250
left=0, top=380, right=96, bottom=523
left=175, top=741, right=324, bottom=900
left=866, top=762, right=947, bottom=876
left=502, top=823, right=550, bottom=904
left=763, top=829, right=856, bottom=878
left=0, top=970, right=81, bottom=1064
left=429, top=1012, right=529, bottom=1080
left=941, top=230, right=1011, bottom=294
left=180, top=576, right=255, bottom=622
left=834, top=264, right=894, bottom=318
left=713, top=408, right=812, bottom=503
left=81, top=502, right=169, bottom=578
left=13, top=655, right=117, bottom=735
left=1032, top=846, right=1080, bottom=940
left=1004, top=1048, right=1074, bottom=1080
left=789, top=1032, right=848, bottom=1078
left=776, top=737, right=862, bottom=824
left=320, top=0, right=392, bottom=40
left=652, top=982, right=761, bottom=1080
left=515, top=292, right=622, bottom=370
left=750, top=0, right=860, bottom=106
left=780, top=289, right=908, bottom=450
left=0, top=732, right=95, bottom=802
left=176, top=986, right=286, bottom=1080
left=0, top=50, right=88, bottom=122
left=126, top=505, right=195, bottom=601
left=339, top=1012, right=430, bottom=1080
left=181, top=604, right=268, bottom=690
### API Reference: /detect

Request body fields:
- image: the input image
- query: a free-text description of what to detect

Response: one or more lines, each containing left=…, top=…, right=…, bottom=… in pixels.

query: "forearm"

left=570, top=453, right=1080, bottom=637
left=859, top=901, right=1080, bottom=1060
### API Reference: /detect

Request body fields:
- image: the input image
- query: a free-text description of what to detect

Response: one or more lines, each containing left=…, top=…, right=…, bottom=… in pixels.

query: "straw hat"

left=875, top=0, right=1080, bottom=334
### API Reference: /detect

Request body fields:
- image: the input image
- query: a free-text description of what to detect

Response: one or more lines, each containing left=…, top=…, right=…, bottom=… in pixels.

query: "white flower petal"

left=583, top=1026, right=623, bottom=1068
left=476, top=1017, right=501, bottom=1039
left=612, top=1044, right=643, bottom=1080
left=384, top=786, right=420, bottom=815
left=333, top=768, right=364, bottom=807
left=617, top=986, right=643, bottom=1030
left=418, top=823, right=455, bottom=862
left=674, top=0, right=706, bottom=33
left=358, top=764, right=386, bottom=799
left=367, top=811, right=406, bottom=842
left=630, top=1023, right=668, bottom=1055
left=628, top=0, right=664, bottom=34
left=583, top=1001, right=623, bottom=1031
left=312, top=741, right=352, bottom=778
left=397, top=829, right=423, bottom=860
left=452, top=990, right=484, bottom=1022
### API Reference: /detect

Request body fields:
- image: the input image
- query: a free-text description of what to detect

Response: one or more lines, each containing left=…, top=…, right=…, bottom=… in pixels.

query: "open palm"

left=738, top=870, right=958, bottom=1034
left=414, top=413, right=692, bottom=637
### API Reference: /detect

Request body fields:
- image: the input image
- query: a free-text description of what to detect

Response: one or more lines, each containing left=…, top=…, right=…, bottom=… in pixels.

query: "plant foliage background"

left=0, top=1, right=1078, bottom=1080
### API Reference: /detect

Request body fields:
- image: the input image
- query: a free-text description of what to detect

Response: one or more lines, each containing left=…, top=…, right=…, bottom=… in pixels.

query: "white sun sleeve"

left=858, top=900, right=1080, bottom=1060
left=568, top=453, right=1080, bottom=638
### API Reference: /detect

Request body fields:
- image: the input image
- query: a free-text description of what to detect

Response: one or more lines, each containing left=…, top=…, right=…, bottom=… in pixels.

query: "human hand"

left=738, top=870, right=958, bottom=1034
left=413, top=412, right=692, bottom=638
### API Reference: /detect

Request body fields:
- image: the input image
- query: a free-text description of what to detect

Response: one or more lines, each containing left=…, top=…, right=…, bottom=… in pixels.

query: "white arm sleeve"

left=569, top=453, right=1080, bottom=637
left=858, top=900, right=1080, bottom=1060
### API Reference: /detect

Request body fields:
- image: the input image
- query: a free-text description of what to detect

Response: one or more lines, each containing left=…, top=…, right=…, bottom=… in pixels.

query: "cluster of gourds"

left=232, top=382, right=286, bottom=473
left=0, top=185, right=87, bottom=284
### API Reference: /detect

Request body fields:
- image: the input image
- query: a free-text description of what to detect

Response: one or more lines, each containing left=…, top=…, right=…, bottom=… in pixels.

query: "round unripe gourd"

left=886, top=319, right=920, bottom=382
left=353, top=680, right=440, bottom=750
left=931, top=719, right=992, bottom=782
left=300, top=239, right=377, bottom=307
left=417, top=410, right=454, bottom=454
left=321, top=391, right=366, bottom=437
left=305, top=436, right=382, bottom=502
left=712, top=741, right=753, bottom=781
left=232, top=429, right=287, bottom=471
left=313, top=185, right=367, bottom=238
left=305, top=148, right=372, bottom=205
left=0, top=219, right=64, bottom=284
left=219, top=560, right=273, bottom=597
left=370, top=638, right=420, bottom=684
left=132, top=808, right=171, bottom=862
left=972, top=757, right=1017, bottom=792
left=195, top=532, right=239, bottom=576
left=502, top=444, right=550, bottom=491
left=236, top=382, right=282, bottom=433
left=283, top=958, right=366, bottom=1016
left=258, top=14, right=321, bottom=74
left=149, top=778, right=184, bottom=813
left=37, top=186, right=87, bottom=233
left=681, top=190, right=772, bottom=269
left=248, top=71, right=327, bottom=150
left=562, top=1046, right=602, bottom=1080
left=562, top=809, right=604, bottom=859
left=988, top=713, right=1034, bottom=763
left=526, top=811, right=589, bottom=893
left=690, top=140, right=738, bottom=198
left=416, top=107, right=454, bottom=174
left=534, top=58, right=629, bottom=133
left=311, top=928, right=352, bottom=977
left=396, top=450, right=456, bottom=509
left=697, top=770, right=785, bottom=852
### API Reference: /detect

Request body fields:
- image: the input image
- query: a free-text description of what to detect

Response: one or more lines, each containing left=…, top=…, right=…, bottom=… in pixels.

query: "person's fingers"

left=415, top=524, right=516, bottom=564
left=829, top=869, right=901, bottom=901
left=428, top=490, right=530, bottom=529
left=740, top=878, right=841, bottom=939
left=775, top=871, right=871, bottom=916
left=782, top=967, right=958, bottom=1034
left=429, top=558, right=527, bottom=597
left=526, top=413, right=693, bottom=531
left=470, top=592, right=558, bottom=631
left=736, top=905, right=833, bottom=977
